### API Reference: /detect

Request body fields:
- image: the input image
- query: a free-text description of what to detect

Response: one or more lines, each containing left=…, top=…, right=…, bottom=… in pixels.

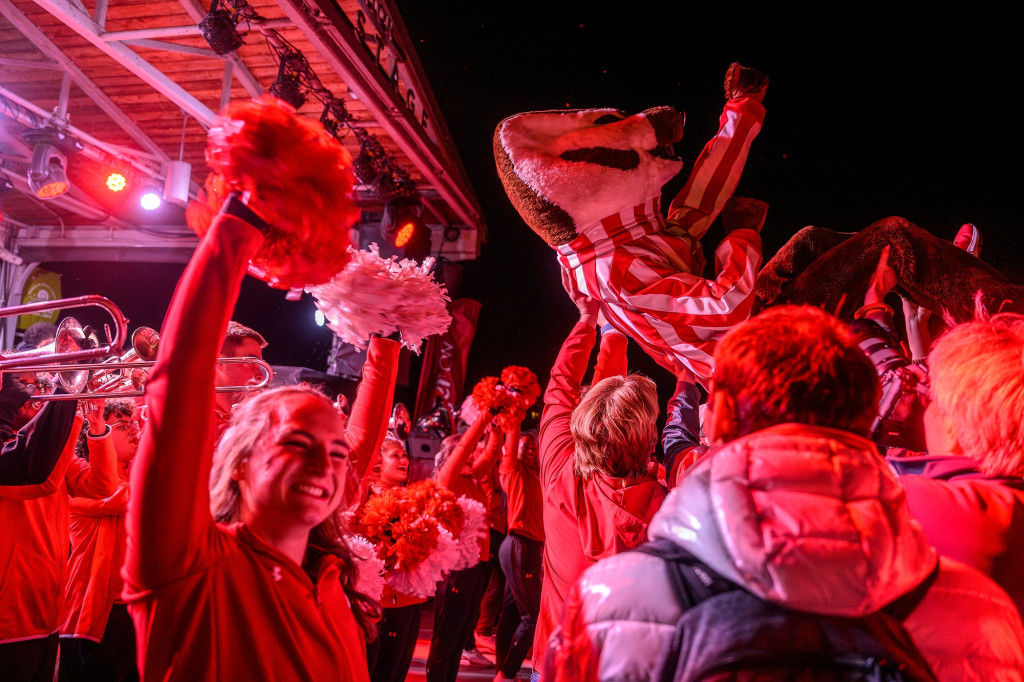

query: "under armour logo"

left=272, top=565, right=283, bottom=582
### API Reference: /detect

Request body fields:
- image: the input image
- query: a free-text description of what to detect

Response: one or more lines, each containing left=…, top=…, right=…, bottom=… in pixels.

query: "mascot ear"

left=493, top=119, right=577, bottom=248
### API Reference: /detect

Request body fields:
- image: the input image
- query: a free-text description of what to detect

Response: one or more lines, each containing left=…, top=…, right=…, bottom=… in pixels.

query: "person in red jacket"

left=214, top=321, right=268, bottom=421
left=427, top=415, right=499, bottom=682
left=850, top=248, right=1024, bottom=617
left=532, top=275, right=667, bottom=681
left=60, top=399, right=141, bottom=682
left=0, top=396, right=118, bottom=682
left=360, top=436, right=426, bottom=682
left=122, top=201, right=379, bottom=681
left=892, top=308, right=1024, bottom=616
left=494, top=425, right=544, bottom=682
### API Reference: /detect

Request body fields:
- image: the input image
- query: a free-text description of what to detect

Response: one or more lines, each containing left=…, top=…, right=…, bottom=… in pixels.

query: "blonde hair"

left=570, top=373, right=659, bottom=479
left=208, top=384, right=380, bottom=638
left=381, top=435, right=407, bottom=457
left=928, top=308, right=1024, bottom=477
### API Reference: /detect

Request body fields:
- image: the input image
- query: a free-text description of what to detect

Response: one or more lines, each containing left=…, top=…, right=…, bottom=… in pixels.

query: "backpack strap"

left=884, top=559, right=941, bottom=621
left=633, top=538, right=737, bottom=610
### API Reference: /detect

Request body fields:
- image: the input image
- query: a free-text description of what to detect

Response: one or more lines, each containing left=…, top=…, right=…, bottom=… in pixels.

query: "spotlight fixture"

left=353, top=130, right=385, bottom=185
left=140, top=189, right=162, bottom=210
left=198, top=0, right=244, bottom=55
left=105, top=171, right=127, bottom=192
left=314, top=309, right=325, bottom=327
left=22, top=127, right=82, bottom=200
left=381, top=198, right=431, bottom=262
left=268, top=50, right=309, bottom=109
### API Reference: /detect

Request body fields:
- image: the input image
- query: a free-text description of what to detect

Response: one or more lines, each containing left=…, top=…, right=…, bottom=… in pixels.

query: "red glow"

left=35, top=181, right=69, bottom=198
left=106, top=172, right=127, bottom=192
left=394, top=221, right=415, bottom=247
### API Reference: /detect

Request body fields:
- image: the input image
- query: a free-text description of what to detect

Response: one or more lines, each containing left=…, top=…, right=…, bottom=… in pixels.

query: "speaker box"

left=407, top=430, right=444, bottom=483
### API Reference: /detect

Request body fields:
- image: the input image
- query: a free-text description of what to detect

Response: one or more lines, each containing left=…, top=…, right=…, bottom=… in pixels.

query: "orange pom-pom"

left=186, top=96, right=360, bottom=289
left=500, top=365, right=540, bottom=410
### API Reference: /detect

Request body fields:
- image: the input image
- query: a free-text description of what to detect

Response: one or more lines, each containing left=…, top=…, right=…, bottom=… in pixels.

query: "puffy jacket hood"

left=578, top=470, right=666, bottom=561
left=650, top=423, right=936, bottom=617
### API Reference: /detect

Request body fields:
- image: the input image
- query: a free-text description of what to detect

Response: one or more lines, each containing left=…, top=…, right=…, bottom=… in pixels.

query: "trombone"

left=0, top=295, right=128, bottom=370
left=2, top=296, right=273, bottom=399
left=13, top=357, right=275, bottom=401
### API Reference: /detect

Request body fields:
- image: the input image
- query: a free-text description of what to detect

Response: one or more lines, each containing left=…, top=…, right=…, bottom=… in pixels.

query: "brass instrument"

left=4, top=296, right=272, bottom=400
left=0, top=295, right=128, bottom=370
left=388, top=402, right=411, bottom=440
left=16, top=357, right=274, bottom=401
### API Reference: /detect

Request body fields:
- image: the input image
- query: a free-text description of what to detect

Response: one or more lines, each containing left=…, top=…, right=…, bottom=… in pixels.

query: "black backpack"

left=633, top=539, right=939, bottom=682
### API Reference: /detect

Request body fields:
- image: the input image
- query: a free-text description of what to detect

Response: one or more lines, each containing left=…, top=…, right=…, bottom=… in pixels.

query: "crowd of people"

left=2, top=73, right=1024, bottom=682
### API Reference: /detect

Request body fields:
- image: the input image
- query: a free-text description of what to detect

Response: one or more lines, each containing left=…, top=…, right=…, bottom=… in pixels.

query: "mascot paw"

left=721, top=196, right=769, bottom=234
left=724, top=62, right=769, bottom=102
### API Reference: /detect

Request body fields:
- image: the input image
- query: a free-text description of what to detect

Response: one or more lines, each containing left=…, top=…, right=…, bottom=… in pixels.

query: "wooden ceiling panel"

left=1, top=0, right=483, bottom=258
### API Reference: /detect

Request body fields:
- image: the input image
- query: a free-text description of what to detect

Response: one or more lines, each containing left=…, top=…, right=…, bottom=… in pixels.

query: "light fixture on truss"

left=21, top=127, right=83, bottom=200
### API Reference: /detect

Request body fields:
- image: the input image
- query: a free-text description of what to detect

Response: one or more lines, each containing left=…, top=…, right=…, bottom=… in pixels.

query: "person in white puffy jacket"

left=546, top=305, right=1024, bottom=682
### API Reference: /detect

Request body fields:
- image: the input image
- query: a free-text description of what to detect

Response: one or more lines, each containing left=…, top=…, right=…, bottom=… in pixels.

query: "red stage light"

left=394, top=221, right=416, bottom=248
left=35, top=179, right=70, bottom=198
left=106, top=172, right=127, bottom=192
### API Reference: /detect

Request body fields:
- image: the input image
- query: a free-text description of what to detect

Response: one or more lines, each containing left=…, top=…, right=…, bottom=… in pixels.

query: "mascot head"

left=494, top=106, right=685, bottom=247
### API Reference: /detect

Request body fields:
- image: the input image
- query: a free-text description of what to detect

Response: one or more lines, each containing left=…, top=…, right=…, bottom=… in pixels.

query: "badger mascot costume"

left=494, top=63, right=769, bottom=384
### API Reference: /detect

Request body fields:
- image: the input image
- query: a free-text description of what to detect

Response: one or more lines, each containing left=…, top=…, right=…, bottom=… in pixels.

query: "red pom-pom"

left=186, top=96, right=360, bottom=289
left=466, top=376, right=523, bottom=432
left=500, top=365, right=540, bottom=410
left=355, top=487, right=440, bottom=573
left=407, top=480, right=466, bottom=539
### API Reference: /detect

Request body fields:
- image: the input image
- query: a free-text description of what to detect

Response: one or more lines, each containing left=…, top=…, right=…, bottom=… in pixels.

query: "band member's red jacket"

left=0, top=417, right=117, bottom=644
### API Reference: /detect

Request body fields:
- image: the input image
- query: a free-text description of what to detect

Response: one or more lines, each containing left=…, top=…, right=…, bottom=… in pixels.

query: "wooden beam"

left=0, top=0, right=171, bottom=159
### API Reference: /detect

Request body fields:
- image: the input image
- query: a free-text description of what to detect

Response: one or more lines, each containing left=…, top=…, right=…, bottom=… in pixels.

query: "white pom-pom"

left=344, top=533, right=385, bottom=601
left=459, top=393, right=483, bottom=429
left=387, top=527, right=457, bottom=598
left=307, top=244, right=452, bottom=352
left=450, top=496, right=487, bottom=570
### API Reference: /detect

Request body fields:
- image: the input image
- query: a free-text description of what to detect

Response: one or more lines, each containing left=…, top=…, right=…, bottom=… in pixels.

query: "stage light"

left=106, top=172, right=127, bottom=192
left=314, top=309, right=325, bottom=327
left=140, top=190, right=162, bottom=210
left=381, top=198, right=431, bottom=262
left=27, top=144, right=69, bottom=199
left=268, top=50, right=308, bottom=109
left=394, top=220, right=418, bottom=248
left=22, top=127, right=82, bottom=200
left=198, top=0, right=244, bottom=54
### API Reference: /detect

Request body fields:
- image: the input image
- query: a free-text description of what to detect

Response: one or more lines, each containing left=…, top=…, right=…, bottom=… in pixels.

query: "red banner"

left=414, top=298, right=482, bottom=420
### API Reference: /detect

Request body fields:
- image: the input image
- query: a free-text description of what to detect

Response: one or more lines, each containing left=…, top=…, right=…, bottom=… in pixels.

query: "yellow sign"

left=17, top=268, right=62, bottom=330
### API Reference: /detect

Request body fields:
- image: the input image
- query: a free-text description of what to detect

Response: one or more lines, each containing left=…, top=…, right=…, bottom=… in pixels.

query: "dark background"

left=43, top=2, right=1024, bottom=415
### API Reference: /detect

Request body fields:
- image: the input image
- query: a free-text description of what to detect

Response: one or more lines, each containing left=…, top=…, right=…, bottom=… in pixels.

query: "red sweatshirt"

left=62, top=458, right=131, bottom=641
left=0, top=418, right=117, bottom=643
left=533, top=318, right=666, bottom=671
left=122, top=215, right=369, bottom=681
left=500, top=425, right=544, bottom=543
left=347, top=335, right=401, bottom=481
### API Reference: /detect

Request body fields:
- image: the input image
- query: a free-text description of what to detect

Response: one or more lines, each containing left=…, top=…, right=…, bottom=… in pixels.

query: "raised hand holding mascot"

left=494, top=63, right=768, bottom=385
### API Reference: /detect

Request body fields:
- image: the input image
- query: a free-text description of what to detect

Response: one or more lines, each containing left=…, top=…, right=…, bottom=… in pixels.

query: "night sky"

left=46, top=3, right=1023, bottom=415
left=396, top=2, right=1022, bottom=403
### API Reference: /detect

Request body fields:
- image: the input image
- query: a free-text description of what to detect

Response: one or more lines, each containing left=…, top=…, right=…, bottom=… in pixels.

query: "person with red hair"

left=549, top=305, right=1024, bottom=681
